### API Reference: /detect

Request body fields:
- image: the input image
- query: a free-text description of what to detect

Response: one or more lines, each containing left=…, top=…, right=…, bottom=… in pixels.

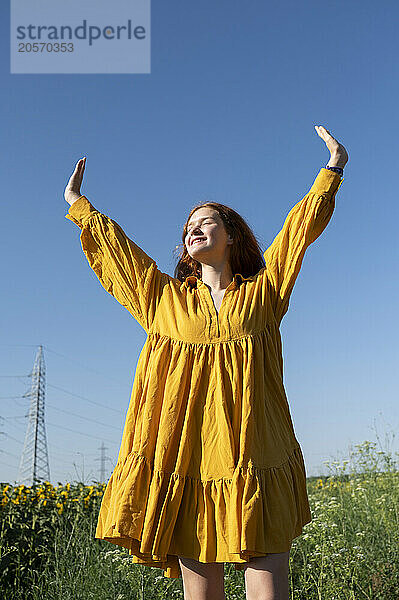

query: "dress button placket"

left=199, top=280, right=236, bottom=340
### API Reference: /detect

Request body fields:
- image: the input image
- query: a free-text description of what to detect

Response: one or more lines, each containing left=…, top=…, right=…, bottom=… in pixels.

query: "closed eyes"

left=187, top=219, right=214, bottom=233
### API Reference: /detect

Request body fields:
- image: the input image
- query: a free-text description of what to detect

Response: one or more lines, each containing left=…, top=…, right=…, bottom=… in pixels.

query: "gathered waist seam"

left=147, top=327, right=272, bottom=346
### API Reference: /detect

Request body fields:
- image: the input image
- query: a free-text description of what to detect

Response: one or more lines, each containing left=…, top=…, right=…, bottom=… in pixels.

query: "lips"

left=191, top=237, right=206, bottom=246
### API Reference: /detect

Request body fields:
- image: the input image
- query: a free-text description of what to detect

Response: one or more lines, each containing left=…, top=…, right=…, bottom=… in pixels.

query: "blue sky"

left=1, top=0, right=398, bottom=484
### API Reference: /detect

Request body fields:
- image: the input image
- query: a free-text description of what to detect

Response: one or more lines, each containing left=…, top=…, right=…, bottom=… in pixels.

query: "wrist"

left=65, top=191, right=83, bottom=206
left=327, top=153, right=347, bottom=169
left=325, top=165, right=344, bottom=177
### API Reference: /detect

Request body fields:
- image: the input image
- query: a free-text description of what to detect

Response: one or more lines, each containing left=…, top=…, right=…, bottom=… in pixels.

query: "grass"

left=1, top=435, right=398, bottom=599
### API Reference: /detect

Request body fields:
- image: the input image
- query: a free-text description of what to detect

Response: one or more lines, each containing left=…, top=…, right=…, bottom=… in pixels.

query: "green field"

left=1, top=439, right=398, bottom=600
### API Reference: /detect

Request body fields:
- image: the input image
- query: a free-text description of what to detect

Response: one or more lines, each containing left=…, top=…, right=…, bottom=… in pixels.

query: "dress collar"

left=183, top=272, right=253, bottom=288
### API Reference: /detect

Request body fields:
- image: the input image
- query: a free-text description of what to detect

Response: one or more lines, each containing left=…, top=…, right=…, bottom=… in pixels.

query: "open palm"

left=315, top=125, right=348, bottom=168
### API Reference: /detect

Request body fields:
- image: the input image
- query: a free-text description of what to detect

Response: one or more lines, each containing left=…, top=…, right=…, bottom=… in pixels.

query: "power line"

left=50, top=454, right=90, bottom=467
left=3, top=437, right=112, bottom=469
left=0, top=449, right=20, bottom=459
left=1, top=386, right=125, bottom=415
left=0, top=345, right=38, bottom=348
left=43, top=345, right=134, bottom=388
left=1, top=415, right=26, bottom=422
left=47, top=383, right=123, bottom=414
left=1, top=415, right=26, bottom=429
left=1, top=345, right=124, bottom=483
left=0, top=459, right=19, bottom=468
left=2, top=416, right=118, bottom=455
left=2, top=429, right=109, bottom=462
left=45, top=402, right=122, bottom=430
left=3, top=433, right=23, bottom=445
left=46, top=421, right=119, bottom=445
left=0, top=343, right=134, bottom=391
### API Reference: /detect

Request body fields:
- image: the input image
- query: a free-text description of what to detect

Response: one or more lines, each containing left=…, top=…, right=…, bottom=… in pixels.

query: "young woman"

left=64, top=125, right=348, bottom=600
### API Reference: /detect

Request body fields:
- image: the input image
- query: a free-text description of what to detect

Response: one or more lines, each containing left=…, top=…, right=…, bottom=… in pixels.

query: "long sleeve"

left=65, top=195, right=171, bottom=332
left=263, top=168, right=344, bottom=325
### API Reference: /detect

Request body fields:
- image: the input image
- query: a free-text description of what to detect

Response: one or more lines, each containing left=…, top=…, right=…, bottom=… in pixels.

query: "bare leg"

left=178, top=556, right=226, bottom=600
left=242, top=551, right=290, bottom=600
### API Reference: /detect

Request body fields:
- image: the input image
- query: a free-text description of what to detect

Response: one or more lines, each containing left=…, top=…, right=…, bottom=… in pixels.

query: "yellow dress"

left=65, top=167, right=343, bottom=578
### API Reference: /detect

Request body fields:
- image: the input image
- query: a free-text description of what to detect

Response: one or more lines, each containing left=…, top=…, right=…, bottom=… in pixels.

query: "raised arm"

left=264, top=126, right=348, bottom=325
left=64, top=158, right=170, bottom=332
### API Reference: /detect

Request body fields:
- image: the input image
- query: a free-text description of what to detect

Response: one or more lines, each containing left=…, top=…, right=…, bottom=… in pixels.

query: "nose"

left=188, top=227, right=203, bottom=240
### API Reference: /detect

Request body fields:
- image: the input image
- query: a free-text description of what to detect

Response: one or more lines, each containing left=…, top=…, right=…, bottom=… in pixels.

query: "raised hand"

left=314, top=126, right=348, bottom=168
left=64, top=157, right=87, bottom=206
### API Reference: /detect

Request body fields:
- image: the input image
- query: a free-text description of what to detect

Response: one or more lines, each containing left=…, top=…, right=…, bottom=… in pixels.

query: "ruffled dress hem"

left=95, top=445, right=312, bottom=578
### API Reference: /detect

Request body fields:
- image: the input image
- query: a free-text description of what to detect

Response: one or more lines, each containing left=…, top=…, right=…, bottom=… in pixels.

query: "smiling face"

left=184, top=207, right=233, bottom=262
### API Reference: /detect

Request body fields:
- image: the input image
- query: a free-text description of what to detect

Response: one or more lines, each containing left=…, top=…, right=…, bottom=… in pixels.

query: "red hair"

left=173, top=201, right=265, bottom=282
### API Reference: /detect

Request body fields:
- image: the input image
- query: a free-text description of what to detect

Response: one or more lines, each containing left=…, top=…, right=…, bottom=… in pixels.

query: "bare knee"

left=178, top=556, right=225, bottom=600
left=243, top=551, right=290, bottom=600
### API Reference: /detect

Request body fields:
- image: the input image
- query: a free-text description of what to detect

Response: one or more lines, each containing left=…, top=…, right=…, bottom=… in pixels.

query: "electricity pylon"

left=95, top=442, right=113, bottom=483
left=17, top=345, right=51, bottom=486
